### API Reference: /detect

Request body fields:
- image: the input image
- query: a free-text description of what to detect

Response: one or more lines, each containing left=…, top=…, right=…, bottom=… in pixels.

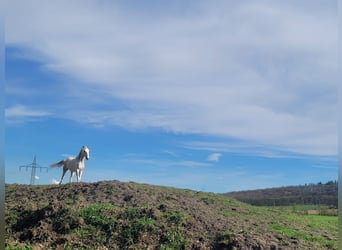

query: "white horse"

left=51, top=146, right=90, bottom=184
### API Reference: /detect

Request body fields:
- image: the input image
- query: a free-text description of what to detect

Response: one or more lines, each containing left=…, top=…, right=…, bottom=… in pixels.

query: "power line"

left=19, top=156, right=48, bottom=185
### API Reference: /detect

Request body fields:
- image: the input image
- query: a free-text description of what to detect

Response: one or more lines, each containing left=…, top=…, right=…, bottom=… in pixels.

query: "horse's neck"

left=75, top=149, right=87, bottom=169
left=76, top=150, right=83, bottom=160
left=76, top=154, right=85, bottom=169
left=75, top=153, right=84, bottom=164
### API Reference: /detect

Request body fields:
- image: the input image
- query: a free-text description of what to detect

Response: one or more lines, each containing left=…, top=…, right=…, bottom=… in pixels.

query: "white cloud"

left=162, top=150, right=177, bottom=157
left=51, top=178, right=59, bottom=185
left=207, top=153, right=222, bottom=162
left=121, top=157, right=212, bottom=168
left=183, top=140, right=337, bottom=160
left=5, top=1, right=337, bottom=156
left=5, top=105, right=50, bottom=124
left=178, top=160, right=212, bottom=168
left=5, top=105, right=49, bottom=117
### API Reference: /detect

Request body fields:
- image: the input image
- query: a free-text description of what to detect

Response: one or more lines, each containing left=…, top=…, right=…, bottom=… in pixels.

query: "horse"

left=50, top=146, right=90, bottom=184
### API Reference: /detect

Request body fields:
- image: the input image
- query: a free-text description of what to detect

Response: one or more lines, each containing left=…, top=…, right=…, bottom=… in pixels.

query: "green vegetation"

left=268, top=221, right=335, bottom=249
left=216, top=229, right=235, bottom=245
left=159, top=211, right=190, bottom=249
left=118, top=207, right=157, bottom=248
left=274, top=204, right=338, bottom=216
left=266, top=211, right=337, bottom=249
left=5, top=246, right=33, bottom=250
left=79, top=203, right=116, bottom=228
left=158, top=230, right=190, bottom=250
left=65, top=203, right=189, bottom=249
left=162, top=211, right=185, bottom=227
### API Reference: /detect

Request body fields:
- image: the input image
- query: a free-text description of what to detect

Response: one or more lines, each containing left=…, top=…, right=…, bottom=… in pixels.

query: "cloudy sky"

left=5, top=1, right=337, bottom=192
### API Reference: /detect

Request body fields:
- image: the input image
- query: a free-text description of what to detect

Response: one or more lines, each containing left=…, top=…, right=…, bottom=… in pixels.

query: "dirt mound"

left=5, top=180, right=337, bottom=249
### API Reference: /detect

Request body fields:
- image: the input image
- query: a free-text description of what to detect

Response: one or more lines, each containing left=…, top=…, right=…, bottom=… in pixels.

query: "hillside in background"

left=5, top=180, right=338, bottom=249
left=223, top=181, right=338, bottom=207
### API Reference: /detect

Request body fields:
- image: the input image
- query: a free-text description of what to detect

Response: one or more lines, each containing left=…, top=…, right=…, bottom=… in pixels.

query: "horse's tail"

left=50, top=160, right=65, bottom=167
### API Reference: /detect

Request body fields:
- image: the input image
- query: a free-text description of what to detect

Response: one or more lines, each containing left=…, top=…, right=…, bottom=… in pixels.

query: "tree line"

left=224, top=181, right=337, bottom=207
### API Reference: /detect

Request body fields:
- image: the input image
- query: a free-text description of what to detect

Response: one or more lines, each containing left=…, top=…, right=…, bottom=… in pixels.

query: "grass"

left=216, top=229, right=234, bottom=244
left=5, top=247, right=33, bottom=250
left=267, top=214, right=337, bottom=249
left=305, top=215, right=337, bottom=231
left=158, top=230, right=190, bottom=250
left=78, top=204, right=190, bottom=249
left=272, top=204, right=338, bottom=216
left=159, top=211, right=190, bottom=249
left=79, top=203, right=117, bottom=228
left=268, top=223, right=335, bottom=249
left=162, top=211, right=185, bottom=227
left=118, top=207, right=157, bottom=248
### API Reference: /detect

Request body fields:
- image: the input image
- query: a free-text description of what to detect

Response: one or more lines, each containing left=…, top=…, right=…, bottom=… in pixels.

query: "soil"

left=5, top=180, right=337, bottom=249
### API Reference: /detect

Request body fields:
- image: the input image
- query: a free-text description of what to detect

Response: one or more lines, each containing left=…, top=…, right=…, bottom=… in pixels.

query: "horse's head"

left=82, top=146, right=90, bottom=160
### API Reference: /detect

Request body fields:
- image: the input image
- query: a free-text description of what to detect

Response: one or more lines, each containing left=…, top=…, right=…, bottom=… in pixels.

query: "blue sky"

left=5, top=1, right=338, bottom=192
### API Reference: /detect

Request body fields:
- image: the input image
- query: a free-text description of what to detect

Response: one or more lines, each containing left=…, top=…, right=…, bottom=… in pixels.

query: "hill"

left=223, top=181, right=338, bottom=207
left=5, top=180, right=338, bottom=249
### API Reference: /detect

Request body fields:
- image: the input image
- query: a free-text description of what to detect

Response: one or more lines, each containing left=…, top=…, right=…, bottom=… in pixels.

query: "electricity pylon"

left=19, top=156, right=48, bottom=185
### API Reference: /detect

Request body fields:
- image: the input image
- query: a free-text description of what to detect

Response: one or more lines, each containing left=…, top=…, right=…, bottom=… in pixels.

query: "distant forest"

left=224, top=181, right=337, bottom=207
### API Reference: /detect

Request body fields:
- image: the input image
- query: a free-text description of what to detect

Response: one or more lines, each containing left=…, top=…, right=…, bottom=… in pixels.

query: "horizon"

left=4, top=178, right=338, bottom=194
left=5, top=1, right=338, bottom=193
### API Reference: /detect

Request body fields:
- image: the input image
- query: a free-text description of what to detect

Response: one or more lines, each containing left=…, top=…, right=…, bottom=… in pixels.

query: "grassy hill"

left=223, top=181, right=338, bottom=207
left=5, top=180, right=338, bottom=249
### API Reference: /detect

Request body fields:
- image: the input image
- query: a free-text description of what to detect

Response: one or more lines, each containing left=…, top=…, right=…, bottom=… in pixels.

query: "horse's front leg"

left=80, top=170, right=83, bottom=182
left=76, top=169, right=82, bottom=183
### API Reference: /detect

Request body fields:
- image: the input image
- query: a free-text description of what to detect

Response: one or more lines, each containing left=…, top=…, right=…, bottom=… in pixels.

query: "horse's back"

left=65, top=157, right=84, bottom=171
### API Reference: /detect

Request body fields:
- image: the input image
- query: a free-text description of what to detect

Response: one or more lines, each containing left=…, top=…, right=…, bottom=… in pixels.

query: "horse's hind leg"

left=69, top=171, right=75, bottom=183
left=59, top=167, right=67, bottom=185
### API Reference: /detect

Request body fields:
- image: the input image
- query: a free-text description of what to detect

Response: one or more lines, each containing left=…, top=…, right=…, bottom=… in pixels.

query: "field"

left=272, top=204, right=338, bottom=216
left=5, top=180, right=338, bottom=249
